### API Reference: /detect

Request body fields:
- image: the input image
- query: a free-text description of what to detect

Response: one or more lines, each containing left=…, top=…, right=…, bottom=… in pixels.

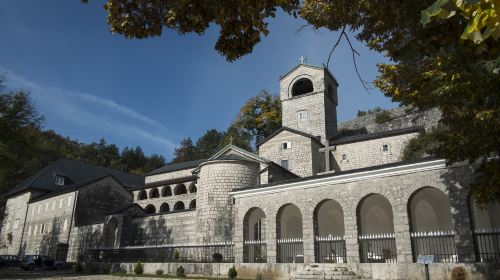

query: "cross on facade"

left=299, top=55, right=307, bottom=64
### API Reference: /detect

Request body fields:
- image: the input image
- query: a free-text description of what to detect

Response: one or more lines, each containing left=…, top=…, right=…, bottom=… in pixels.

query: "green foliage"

left=174, top=250, right=180, bottom=261
left=156, top=269, right=164, bottom=275
left=176, top=265, right=186, bottom=278
left=212, top=252, right=223, bottom=262
left=403, top=130, right=441, bottom=160
left=451, top=266, right=468, bottom=280
left=228, top=266, right=238, bottom=279
left=374, top=110, right=393, bottom=124
left=357, top=107, right=383, bottom=117
left=134, top=261, right=143, bottom=275
left=101, top=263, right=111, bottom=274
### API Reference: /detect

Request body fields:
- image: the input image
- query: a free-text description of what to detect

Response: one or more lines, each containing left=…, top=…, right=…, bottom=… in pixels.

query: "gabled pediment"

left=208, top=144, right=270, bottom=164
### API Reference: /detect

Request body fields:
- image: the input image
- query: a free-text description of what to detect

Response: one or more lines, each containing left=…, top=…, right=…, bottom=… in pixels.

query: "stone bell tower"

left=280, top=58, right=339, bottom=142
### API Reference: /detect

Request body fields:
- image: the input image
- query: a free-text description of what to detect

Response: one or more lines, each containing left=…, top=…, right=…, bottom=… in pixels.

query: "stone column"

left=452, top=196, right=476, bottom=262
left=393, top=203, right=413, bottom=263
left=344, top=207, right=359, bottom=263
left=234, top=208, right=244, bottom=263
left=302, top=202, right=315, bottom=263
left=266, top=211, right=277, bottom=264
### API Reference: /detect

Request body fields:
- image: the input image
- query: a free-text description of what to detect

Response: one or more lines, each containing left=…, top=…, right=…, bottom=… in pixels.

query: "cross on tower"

left=299, top=55, right=307, bottom=64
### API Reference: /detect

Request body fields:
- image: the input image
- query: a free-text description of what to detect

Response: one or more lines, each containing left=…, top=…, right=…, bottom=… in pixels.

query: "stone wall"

left=145, top=168, right=196, bottom=184
left=258, top=130, right=319, bottom=177
left=22, top=192, right=76, bottom=257
left=0, top=191, right=33, bottom=255
left=196, top=160, right=259, bottom=244
left=134, top=192, right=197, bottom=214
left=233, top=162, right=476, bottom=264
left=338, top=106, right=441, bottom=135
left=331, top=131, right=420, bottom=171
left=128, top=211, right=197, bottom=245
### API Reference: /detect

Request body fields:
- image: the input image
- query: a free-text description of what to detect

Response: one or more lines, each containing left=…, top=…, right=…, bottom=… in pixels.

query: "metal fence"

left=315, top=235, right=347, bottom=263
left=243, top=240, right=267, bottom=263
left=474, top=228, right=500, bottom=262
left=86, top=242, right=234, bottom=263
left=277, top=238, right=303, bottom=263
left=358, top=233, right=397, bottom=263
left=410, top=231, right=457, bottom=263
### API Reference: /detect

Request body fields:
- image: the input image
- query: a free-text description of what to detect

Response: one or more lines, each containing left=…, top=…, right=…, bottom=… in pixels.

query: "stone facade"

left=280, top=64, right=338, bottom=142
left=331, top=131, right=421, bottom=171
left=259, top=130, right=324, bottom=177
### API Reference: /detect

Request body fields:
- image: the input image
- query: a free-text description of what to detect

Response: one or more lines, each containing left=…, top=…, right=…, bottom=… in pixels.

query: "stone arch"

left=469, top=198, right=500, bottom=230
left=104, top=217, right=118, bottom=248
left=313, top=199, right=346, bottom=263
left=173, top=201, right=185, bottom=211
left=189, top=182, right=197, bottom=193
left=357, top=193, right=395, bottom=235
left=243, top=207, right=267, bottom=263
left=149, top=188, right=160, bottom=199
left=160, top=202, right=170, bottom=213
left=174, top=184, right=187, bottom=195
left=276, top=203, right=303, bottom=239
left=408, top=187, right=453, bottom=232
left=162, top=186, right=172, bottom=197
left=138, top=190, right=147, bottom=200
left=291, top=78, right=314, bottom=97
left=189, top=199, right=196, bottom=209
left=144, top=204, right=156, bottom=214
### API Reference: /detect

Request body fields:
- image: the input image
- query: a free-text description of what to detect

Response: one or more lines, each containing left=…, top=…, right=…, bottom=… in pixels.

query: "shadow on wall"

left=74, top=225, right=103, bottom=262
left=130, top=217, right=173, bottom=246
left=39, top=218, right=61, bottom=258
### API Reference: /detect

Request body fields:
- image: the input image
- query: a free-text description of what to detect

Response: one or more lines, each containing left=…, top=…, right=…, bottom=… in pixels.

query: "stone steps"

left=292, top=264, right=370, bottom=280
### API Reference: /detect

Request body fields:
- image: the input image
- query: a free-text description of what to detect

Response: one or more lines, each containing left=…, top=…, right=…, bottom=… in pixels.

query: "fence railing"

left=243, top=240, right=267, bottom=263
left=315, top=235, right=347, bottom=263
left=410, top=231, right=457, bottom=263
left=358, top=233, right=397, bottom=263
left=277, top=238, right=303, bottom=263
left=86, top=242, right=234, bottom=263
left=474, top=228, right=500, bottom=262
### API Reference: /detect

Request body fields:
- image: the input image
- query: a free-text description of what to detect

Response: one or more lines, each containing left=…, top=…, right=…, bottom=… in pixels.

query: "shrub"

left=177, top=265, right=186, bottom=278
left=174, top=250, right=180, bottom=261
left=375, top=110, right=392, bottom=124
left=74, top=262, right=84, bottom=273
left=212, top=252, right=223, bottom=262
left=156, top=269, right=164, bottom=275
left=256, top=272, right=264, bottom=280
left=228, top=266, right=238, bottom=279
left=101, top=263, right=111, bottom=274
left=451, top=267, right=468, bottom=280
left=134, top=261, right=143, bottom=275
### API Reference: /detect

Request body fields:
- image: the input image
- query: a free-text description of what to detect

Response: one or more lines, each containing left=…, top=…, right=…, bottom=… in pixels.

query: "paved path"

left=0, top=268, right=188, bottom=280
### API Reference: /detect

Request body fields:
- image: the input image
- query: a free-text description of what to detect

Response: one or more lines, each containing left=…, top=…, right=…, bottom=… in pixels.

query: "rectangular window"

left=37, top=205, right=41, bottom=214
left=52, top=201, right=56, bottom=211
left=281, top=142, right=292, bottom=150
left=59, top=199, right=63, bottom=208
left=45, top=202, right=49, bottom=212
left=280, top=160, right=289, bottom=170
left=13, top=219, right=19, bottom=230
left=31, top=206, right=35, bottom=216
left=342, top=154, right=347, bottom=160
left=55, top=175, right=65, bottom=186
left=382, top=144, right=389, bottom=152
left=298, top=110, right=308, bottom=123
left=63, top=219, right=68, bottom=231
left=67, top=197, right=72, bottom=207
left=34, top=225, right=37, bottom=236
left=28, top=226, right=31, bottom=236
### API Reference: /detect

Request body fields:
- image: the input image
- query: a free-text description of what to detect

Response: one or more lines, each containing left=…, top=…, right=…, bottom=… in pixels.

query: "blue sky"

left=0, top=0, right=398, bottom=159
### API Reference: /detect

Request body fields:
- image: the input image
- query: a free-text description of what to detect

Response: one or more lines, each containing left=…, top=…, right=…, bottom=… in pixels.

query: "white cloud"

left=1, top=66, right=180, bottom=154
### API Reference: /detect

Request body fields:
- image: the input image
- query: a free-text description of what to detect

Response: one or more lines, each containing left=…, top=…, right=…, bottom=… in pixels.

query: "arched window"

left=243, top=207, right=267, bottom=263
left=292, top=78, right=314, bottom=97
left=357, top=193, right=397, bottom=263
left=313, top=199, right=346, bottom=263
left=408, top=187, right=455, bottom=262
left=173, top=201, right=185, bottom=211
left=144, top=204, right=156, bottom=215
left=174, top=184, right=187, bottom=195
left=149, top=188, right=159, bottom=199
left=162, top=186, right=172, bottom=197
left=189, top=199, right=196, bottom=209
left=189, top=182, right=197, bottom=193
left=105, top=218, right=118, bottom=248
left=276, top=203, right=303, bottom=263
left=138, top=190, right=147, bottom=200
left=160, top=203, right=170, bottom=213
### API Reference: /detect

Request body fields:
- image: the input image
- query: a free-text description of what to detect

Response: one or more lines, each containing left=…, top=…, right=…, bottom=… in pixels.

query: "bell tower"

left=279, top=59, right=339, bottom=142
